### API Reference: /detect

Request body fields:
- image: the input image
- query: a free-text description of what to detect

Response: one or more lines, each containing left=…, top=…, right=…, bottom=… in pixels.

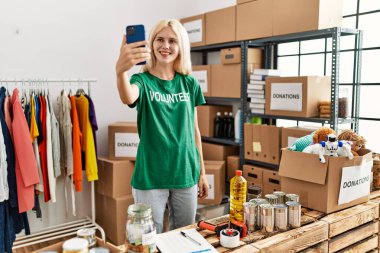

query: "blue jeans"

left=132, top=185, right=197, bottom=234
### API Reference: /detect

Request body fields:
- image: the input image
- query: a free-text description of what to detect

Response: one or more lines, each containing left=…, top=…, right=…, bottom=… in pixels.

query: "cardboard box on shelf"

left=236, top=0, right=274, bottom=40
left=206, top=6, right=236, bottom=45
left=202, top=142, right=239, bottom=162
left=227, top=156, right=240, bottom=181
left=96, top=157, right=135, bottom=198
left=192, top=65, right=211, bottom=96
left=281, top=126, right=317, bottom=148
left=211, top=64, right=241, bottom=98
left=243, top=164, right=264, bottom=184
left=265, top=76, right=331, bottom=118
left=263, top=169, right=281, bottom=186
left=244, top=123, right=253, bottom=160
left=251, top=124, right=282, bottom=165
left=197, top=105, right=233, bottom=138
left=96, top=193, right=134, bottom=246
left=263, top=183, right=281, bottom=195
left=180, top=14, right=206, bottom=47
left=273, top=0, right=343, bottom=36
left=199, top=161, right=226, bottom=205
left=279, top=149, right=373, bottom=213
left=220, top=47, right=263, bottom=66
left=108, top=122, right=139, bottom=160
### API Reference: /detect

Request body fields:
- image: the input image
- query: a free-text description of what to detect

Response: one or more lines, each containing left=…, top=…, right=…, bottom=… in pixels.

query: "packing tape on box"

left=220, top=229, right=240, bottom=248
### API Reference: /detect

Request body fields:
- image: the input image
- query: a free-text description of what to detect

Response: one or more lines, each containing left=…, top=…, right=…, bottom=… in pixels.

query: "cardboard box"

left=243, top=164, right=264, bottom=184
left=108, top=122, right=139, bottom=160
left=227, top=156, right=240, bottom=181
left=206, top=6, right=236, bottom=45
left=251, top=124, right=282, bottom=165
left=281, top=126, right=317, bottom=148
left=273, top=0, right=343, bottom=36
left=96, top=157, right=135, bottom=198
left=96, top=193, right=134, bottom=245
left=265, top=76, right=331, bottom=118
left=202, top=142, right=239, bottom=162
left=197, top=105, right=233, bottom=137
left=236, top=0, right=273, bottom=40
left=263, top=183, right=281, bottom=195
left=263, top=169, right=281, bottom=186
left=199, top=161, right=226, bottom=205
left=247, top=181, right=263, bottom=189
left=192, top=65, right=211, bottom=96
left=180, top=14, right=206, bottom=47
left=237, top=0, right=254, bottom=4
left=30, top=237, right=122, bottom=253
left=244, top=123, right=253, bottom=160
left=279, top=149, right=372, bottom=213
left=211, top=64, right=241, bottom=98
left=220, top=47, right=263, bottom=65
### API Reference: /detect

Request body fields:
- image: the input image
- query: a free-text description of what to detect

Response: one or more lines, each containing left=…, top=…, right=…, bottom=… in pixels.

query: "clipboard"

left=156, top=228, right=218, bottom=253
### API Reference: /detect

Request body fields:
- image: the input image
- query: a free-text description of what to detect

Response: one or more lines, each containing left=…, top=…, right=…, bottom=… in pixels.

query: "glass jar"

left=125, top=203, right=156, bottom=253
left=246, top=185, right=262, bottom=202
left=338, top=88, right=349, bottom=118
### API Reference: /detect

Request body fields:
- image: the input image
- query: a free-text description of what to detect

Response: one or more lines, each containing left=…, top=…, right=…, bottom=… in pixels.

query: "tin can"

left=89, top=248, right=110, bottom=253
left=273, top=191, right=286, bottom=204
left=285, top=193, right=299, bottom=203
left=250, top=199, right=268, bottom=228
left=265, top=194, right=278, bottom=205
left=77, top=228, right=96, bottom=248
left=63, top=238, right=89, bottom=253
left=261, top=204, right=274, bottom=233
left=243, top=202, right=257, bottom=232
left=273, top=204, right=288, bottom=231
left=287, top=201, right=301, bottom=228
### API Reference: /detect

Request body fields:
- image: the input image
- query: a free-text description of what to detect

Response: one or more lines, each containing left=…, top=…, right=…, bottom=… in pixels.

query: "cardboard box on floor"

left=236, top=0, right=274, bottom=40
left=273, top=0, right=343, bottom=36
left=192, top=65, right=211, bottom=97
left=281, top=126, right=317, bottom=149
left=180, top=14, right=206, bottom=47
left=96, top=193, right=134, bottom=245
left=202, top=142, right=239, bottom=162
left=265, top=76, right=331, bottom=118
left=243, top=164, right=264, bottom=184
left=211, top=64, right=241, bottom=98
left=108, top=122, right=139, bottom=160
left=251, top=124, right=282, bottom=165
left=96, top=157, right=135, bottom=198
left=197, top=105, right=233, bottom=137
left=199, top=160, right=226, bottom=205
left=227, top=156, right=240, bottom=181
left=279, top=149, right=372, bottom=213
left=206, top=6, right=236, bottom=45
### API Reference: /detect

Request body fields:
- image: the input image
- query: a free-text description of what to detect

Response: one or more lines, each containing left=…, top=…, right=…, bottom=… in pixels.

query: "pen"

left=189, top=249, right=211, bottom=253
left=180, top=231, right=202, bottom=246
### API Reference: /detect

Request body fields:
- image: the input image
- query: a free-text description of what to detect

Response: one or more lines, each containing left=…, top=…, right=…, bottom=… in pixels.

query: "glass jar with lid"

left=125, top=203, right=156, bottom=253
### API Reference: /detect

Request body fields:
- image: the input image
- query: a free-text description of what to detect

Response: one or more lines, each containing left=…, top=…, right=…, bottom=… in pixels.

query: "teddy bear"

left=338, top=129, right=366, bottom=156
left=312, top=127, right=336, bottom=144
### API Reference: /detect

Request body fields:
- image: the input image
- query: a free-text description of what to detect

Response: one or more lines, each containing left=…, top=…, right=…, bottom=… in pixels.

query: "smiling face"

left=152, top=27, right=180, bottom=66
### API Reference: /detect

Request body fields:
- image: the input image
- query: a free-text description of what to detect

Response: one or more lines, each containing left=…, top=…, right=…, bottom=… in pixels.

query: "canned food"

left=273, top=204, right=288, bottom=231
left=261, top=204, right=274, bottom=233
left=243, top=202, right=257, bottom=233
left=250, top=198, right=268, bottom=229
left=63, top=238, right=89, bottom=253
left=265, top=194, right=278, bottom=205
left=285, top=193, right=299, bottom=203
left=77, top=228, right=96, bottom=248
left=273, top=191, right=286, bottom=204
left=287, top=201, right=301, bottom=228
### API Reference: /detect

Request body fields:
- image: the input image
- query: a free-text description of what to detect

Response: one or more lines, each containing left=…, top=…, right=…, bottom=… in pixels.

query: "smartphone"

left=126, top=25, right=146, bottom=65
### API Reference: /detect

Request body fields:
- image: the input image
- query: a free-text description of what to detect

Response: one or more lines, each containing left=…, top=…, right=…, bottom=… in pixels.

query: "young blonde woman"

left=116, top=19, right=209, bottom=233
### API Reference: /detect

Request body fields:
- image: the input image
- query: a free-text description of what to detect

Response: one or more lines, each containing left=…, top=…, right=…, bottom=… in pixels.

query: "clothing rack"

left=0, top=79, right=105, bottom=249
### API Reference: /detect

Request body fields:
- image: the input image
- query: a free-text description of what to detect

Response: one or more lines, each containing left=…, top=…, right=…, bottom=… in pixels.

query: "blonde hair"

left=142, top=19, right=192, bottom=75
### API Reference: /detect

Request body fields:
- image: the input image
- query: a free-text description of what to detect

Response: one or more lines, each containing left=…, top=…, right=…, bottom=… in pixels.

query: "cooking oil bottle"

left=230, top=170, right=247, bottom=222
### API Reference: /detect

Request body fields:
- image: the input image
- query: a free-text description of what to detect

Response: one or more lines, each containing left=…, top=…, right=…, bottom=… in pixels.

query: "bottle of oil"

left=230, top=170, right=247, bottom=222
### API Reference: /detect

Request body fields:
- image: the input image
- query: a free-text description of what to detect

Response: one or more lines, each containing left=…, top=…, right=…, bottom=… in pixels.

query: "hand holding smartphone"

left=126, top=25, right=147, bottom=65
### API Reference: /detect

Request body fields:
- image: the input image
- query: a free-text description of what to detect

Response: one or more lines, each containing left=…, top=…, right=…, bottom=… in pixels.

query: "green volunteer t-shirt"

left=129, top=71, right=206, bottom=190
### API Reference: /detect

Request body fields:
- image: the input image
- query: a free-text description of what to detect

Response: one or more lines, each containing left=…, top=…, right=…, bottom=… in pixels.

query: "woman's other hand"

left=198, top=174, right=209, bottom=199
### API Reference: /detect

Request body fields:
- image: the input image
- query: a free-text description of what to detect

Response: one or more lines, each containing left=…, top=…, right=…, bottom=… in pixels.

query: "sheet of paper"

left=156, top=228, right=218, bottom=253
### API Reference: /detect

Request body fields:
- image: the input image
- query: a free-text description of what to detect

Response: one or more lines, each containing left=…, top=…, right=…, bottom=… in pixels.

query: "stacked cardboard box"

left=242, top=165, right=281, bottom=195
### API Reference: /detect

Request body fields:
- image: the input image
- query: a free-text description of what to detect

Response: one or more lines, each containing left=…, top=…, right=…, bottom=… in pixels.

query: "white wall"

left=0, top=0, right=236, bottom=233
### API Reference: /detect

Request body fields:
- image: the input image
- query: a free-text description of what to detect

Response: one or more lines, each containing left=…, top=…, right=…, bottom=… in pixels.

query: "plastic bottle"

left=230, top=170, right=247, bottom=222
left=234, top=109, right=241, bottom=142
left=214, top=112, right=222, bottom=138
left=228, top=112, right=234, bottom=139
left=221, top=112, right=229, bottom=138
left=225, top=112, right=232, bottom=138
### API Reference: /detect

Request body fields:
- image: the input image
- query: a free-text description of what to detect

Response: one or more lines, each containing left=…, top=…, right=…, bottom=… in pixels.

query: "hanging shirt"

left=49, top=95, right=61, bottom=178
left=39, top=95, right=50, bottom=202
left=11, top=89, right=39, bottom=212
left=0, top=121, right=8, bottom=202
left=84, top=95, right=98, bottom=156
left=129, top=72, right=205, bottom=190
left=45, top=96, right=56, bottom=203
left=75, top=95, right=98, bottom=181
left=69, top=96, right=82, bottom=191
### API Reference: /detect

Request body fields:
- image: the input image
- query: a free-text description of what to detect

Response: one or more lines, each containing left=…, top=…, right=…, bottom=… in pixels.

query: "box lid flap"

left=279, top=149, right=328, bottom=185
